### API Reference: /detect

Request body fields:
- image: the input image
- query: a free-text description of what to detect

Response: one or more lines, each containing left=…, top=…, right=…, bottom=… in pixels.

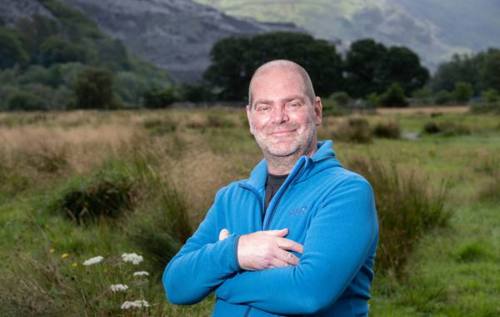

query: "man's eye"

left=287, top=102, right=302, bottom=108
left=256, top=104, right=271, bottom=111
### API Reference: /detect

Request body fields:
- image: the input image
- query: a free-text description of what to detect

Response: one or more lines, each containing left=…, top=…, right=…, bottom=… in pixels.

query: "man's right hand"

left=236, top=228, right=304, bottom=271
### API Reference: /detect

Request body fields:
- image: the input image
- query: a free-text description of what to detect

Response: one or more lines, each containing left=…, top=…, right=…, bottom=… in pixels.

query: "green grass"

left=0, top=109, right=499, bottom=316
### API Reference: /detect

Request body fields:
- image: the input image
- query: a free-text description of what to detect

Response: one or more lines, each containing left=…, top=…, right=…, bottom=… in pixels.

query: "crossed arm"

left=163, top=178, right=377, bottom=315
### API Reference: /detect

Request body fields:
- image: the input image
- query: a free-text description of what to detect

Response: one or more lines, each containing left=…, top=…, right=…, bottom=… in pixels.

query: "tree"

left=143, top=87, right=178, bottom=108
left=379, top=83, right=408, bottom=107
left=39, top=35, right=86, bottom=66
left=344, top=39, right=429, bottom=98
left=0, top=27, right=29, bottom=69
left=204, top=32, right=343, bottom=101
left=74, top=67, right=115, bottom=109
left=453, top=82, right=473, bottom=103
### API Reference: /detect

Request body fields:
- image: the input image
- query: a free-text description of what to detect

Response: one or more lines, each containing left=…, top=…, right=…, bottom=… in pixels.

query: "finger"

left=275, top=249, right=299, bottom=266
left=219, top=228, right=230, bottom=241
left=262, top=228, right=288, bottom=237
left=276, top=238, right=304, bottom=253
left=269, top=257, right=290, bottom=268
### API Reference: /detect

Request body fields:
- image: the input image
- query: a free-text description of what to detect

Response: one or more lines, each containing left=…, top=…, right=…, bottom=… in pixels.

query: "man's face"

left=247, top=68, right=322, bottom=159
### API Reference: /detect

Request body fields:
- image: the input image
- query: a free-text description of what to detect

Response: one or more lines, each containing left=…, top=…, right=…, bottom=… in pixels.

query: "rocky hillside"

left=59, top=0, right=302, bottom=82
left=195, top=0, right=500, bottom=71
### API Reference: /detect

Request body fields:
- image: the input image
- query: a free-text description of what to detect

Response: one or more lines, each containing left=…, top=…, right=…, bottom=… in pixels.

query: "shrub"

left=143, top=87, right=177, bottom=109
left=372, top=121, right=401, bottom=139
left=379, top=83, right=408, bottom=107
left=7, top=91, right=47, bottom=111
left=453, top=81, right=473, bottom=104
left=422, top=121, right=471, bottom=136
left=332, top=117, right=372, bottom=143
left=74, top=67, right=117, bottom=109
left=434, top=90, right=452, bottom=105
left=50, top=162, right=136, bottom=224
left=329, top=91, right=351, bottom=107
left=346, top=157, right=449, bottom=276
left=481, top=89, right=498, bottom=103
left=321, top=98, right=351, bottom=117
left=455, top=242, right=493, bottom=263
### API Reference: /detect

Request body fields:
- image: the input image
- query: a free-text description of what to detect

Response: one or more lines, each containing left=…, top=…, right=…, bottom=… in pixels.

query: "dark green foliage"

left=329, top=91, right=351, bottom=107
left=344, top=39, right=429, bottom=98
left=0, top=27, right=29, bottom=69
left=481, top=89, right=499, bottom=103
left=455, top=242, right=492, bottom=263
left=321, top=98, right=351, bottom=117
left=412, top=86, right=433, bottom=105
left=373, top=121, right=401, bottom=139
left=204, top=32, right=343, bottom=100
left=39, top=36, right=86, bottom=66
left=431, top=49, right=500, bottom=94
left=143, top=87, right=178, bottom=108
left=434, top=90, right=453, bottom=105
left=74, top=67, right=116, bottom=109
left=422, top=121, right=471, bottom=136
left=52, top=165, right=135, bottom=224
left=379, top=83, right=408, bottom=107
left=7, top=91, right=46, bottom=111
left=179, top=84, right=216, bottom=102
left=453, top=81, right=473, bottom=103
left=347, top=157, right=449, bottom=275
left=333, top=117, right=372, bottom=143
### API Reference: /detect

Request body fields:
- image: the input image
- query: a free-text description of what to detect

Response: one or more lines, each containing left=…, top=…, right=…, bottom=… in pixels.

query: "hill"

left=195, top=0, right=500, bottom=71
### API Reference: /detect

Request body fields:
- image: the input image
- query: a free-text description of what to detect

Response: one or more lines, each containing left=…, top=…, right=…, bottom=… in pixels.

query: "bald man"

left=163, top=60, right=379, bottom=317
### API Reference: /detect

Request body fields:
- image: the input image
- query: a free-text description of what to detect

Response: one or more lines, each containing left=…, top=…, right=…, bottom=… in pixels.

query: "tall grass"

left=347, top=157, right=450, bottom=276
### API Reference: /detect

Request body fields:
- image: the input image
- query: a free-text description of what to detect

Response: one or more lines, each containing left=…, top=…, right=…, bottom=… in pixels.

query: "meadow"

left=0, top=107, right=498, bottom=316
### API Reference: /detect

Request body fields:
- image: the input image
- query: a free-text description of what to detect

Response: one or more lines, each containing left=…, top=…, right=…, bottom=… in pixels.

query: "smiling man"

left=163, top=60, right=379, bottom=316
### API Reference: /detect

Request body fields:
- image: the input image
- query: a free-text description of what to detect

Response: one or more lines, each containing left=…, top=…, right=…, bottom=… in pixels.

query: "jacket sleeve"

left=162, top=187, right=241, bottom=305
left=215, top=177, right=378, bottom=315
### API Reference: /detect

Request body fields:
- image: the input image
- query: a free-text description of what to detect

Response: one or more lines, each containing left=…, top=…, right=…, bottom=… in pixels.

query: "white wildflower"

left=82, top=256, right=104, bottom=266
left=121, top=252, right=143, bottom=265
left=133, top=271, right=149, bottom=277
left=110, top=284, right=129, bottom=292
left=120, top=299, right=150, bottom=309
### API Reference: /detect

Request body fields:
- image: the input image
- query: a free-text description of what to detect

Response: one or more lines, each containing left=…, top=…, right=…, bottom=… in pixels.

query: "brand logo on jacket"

left=289, top=206, right=308, bottom=216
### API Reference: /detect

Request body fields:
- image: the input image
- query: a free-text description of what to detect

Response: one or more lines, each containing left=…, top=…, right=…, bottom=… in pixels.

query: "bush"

left=373, top=121, right=401, bottom=139
left=7, top=91, right=47, bottom=111
left=422, top=121, right=471, bottom=136
left=329, top=91, right=351, bottom=107
left=347, top=157, right=449, bottom=275
left=434, top=90, right=452, bottom=105
left=453, top=81, right=473, bottom=104
left=74, top=67, right=117, bottom=109
left=379, top=83, right=408, bottom=107
left=332, top=117, right=372, bottom=143
left=143, top=87, right=177, bottom=109
left=481, top=89, right=499, bottom=103
left=321, top=98, right=351, bottom=116
left=50, top=163, right=136, bottom=224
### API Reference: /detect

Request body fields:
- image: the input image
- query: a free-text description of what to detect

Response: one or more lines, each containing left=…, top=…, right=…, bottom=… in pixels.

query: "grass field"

left=0, top=107, right=498, bottom=316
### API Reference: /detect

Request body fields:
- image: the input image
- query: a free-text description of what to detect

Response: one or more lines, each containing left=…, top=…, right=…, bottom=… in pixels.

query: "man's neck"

left=265, top=142, right=317, bottom=175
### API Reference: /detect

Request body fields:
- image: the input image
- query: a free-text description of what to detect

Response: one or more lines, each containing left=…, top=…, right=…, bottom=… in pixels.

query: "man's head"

left=247, top=60, right=322, bottom=165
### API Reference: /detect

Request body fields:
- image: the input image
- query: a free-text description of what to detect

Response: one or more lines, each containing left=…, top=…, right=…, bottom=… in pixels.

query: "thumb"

left=262, top=228, right=288, bottom=237
left=219, top=228, right=230, bottom=241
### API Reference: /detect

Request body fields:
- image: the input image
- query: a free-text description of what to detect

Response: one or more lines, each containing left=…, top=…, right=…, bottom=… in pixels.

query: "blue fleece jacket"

left=163, top=140, right=378, bottom=316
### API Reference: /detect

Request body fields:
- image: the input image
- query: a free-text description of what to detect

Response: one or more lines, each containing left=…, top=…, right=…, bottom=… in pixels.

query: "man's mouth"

left=270, top=129, right=296, bottom=136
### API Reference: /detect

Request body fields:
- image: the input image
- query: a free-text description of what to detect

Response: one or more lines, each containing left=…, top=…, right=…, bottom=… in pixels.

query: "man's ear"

left=314, top=97, right=323, bottom=126
left=246, top=104, right=255, bottom=135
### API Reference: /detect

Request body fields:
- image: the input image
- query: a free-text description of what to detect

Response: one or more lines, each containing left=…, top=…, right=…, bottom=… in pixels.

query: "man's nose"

left=271, top=105, right=289, bottom=124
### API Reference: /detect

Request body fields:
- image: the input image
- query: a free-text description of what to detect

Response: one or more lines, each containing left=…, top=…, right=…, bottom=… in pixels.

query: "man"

left=163, top=60, right=378, bottom=316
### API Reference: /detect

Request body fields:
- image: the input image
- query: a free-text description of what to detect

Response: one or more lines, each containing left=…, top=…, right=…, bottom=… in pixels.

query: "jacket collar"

left=243, top=140, right=342, bottom=191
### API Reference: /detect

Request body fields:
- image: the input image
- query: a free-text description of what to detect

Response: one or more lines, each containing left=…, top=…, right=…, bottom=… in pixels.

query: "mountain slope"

left=60, top=0, right=303, bottom=82
left=195, top=0, right=500, bottom=70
